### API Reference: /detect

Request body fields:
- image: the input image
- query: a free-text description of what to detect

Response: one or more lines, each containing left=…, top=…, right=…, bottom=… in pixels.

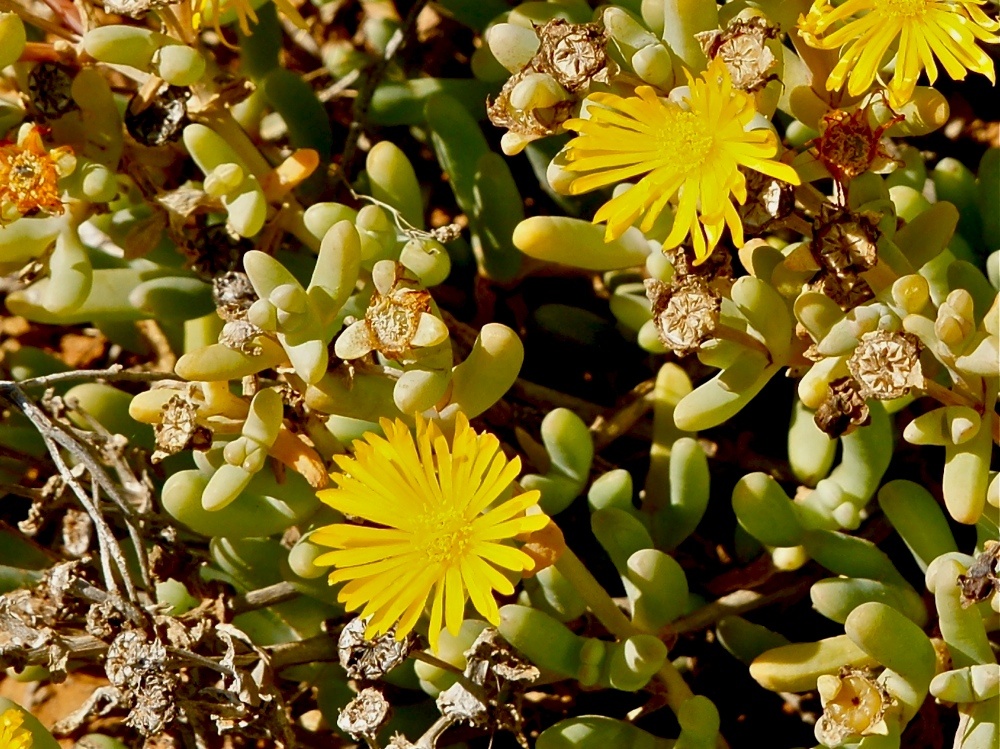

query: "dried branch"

left=230, top=581, right=300, bottom=614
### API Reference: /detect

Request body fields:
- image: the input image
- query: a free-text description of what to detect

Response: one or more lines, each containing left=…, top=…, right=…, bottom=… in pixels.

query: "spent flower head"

left=798, top=0, right=1000, bottom=107
left=313, top=414, right=549, bottom=650
left=0, top=708, right=31, bottom=749
left=562, top=57, right=800, bottom=262
left=0, top=124, right=75, bottom=225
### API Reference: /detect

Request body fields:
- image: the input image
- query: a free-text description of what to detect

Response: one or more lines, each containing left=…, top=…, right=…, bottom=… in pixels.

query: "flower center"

left=8, top=151, right=48, bottom=194
left=656, top=110, right=713, bottom=174
left=415, top=512, right=474, bottom=565
left=876, top=0, right=928, bottom=19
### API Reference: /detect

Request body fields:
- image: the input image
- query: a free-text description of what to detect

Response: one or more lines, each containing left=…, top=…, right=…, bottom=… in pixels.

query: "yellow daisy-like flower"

left=0, top=708, right=32, bottom=749
left=562, top=57, right=801, bottom=263
left=313, top=414, right=548, bottom=651
left=798, top=0, right=1000, bottom=107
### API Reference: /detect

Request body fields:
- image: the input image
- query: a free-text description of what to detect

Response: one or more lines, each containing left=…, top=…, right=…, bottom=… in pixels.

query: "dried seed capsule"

left=125, top=85, right=190, bottom=147
left=26, top=62, right=77, bottom=120
left=847, top=330, right=922, bottom=400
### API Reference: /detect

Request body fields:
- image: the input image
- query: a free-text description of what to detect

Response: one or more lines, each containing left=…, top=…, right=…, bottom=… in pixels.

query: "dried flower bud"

left=153, top=394, right=212, bottom=462
left=696, top=15, right=779, bottom=92
left=535, top=20, right=608, bottom=92
left=27, top=62, right=78, bottom=120
left=338, top=617, right=415, bottom=680
left=847, top=330, right=922, bottom=400
left=958, top=540, right=999, bottom=606
left=815, top=97, right=902, bottom=185
left=337, top=687, right=391, bottom=741
left=645, top=277, right=720, bottom=357
left=662, top=244, right=734, bottom=290
left=814, top=376, right=871, bottom=437
left=430, top=223, right=462, bottom=243
left=811, top=206, right=881, bottom=277
left=737, top=168, right=795, bottom=235
left=816, top=668, right=893, bottom=747
left=487, top=70, right=576, bottom=148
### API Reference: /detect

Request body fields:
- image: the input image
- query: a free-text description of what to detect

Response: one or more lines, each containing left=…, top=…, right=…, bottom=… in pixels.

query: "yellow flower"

left=0, top=124, right=74, bottom=226
left=0, top=708, right=32, bottom=749
left=562, top=58, right=800, bottom=263
left=191, top=0, right=307, bottom=38
left=798, top=0, right=1000, bottom=107
left=313, top=414, right=548, bottom=650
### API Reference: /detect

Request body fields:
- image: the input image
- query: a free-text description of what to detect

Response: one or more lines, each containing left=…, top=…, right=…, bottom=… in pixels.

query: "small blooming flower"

left=0, top=708, right=32, bottom=749
left=562, top=57, right=800, bottom=263
left=0, top=124, right=74, bottom=225
left=313, top=414, right=549, bottom=650
left=798, top=0, right=1000, bottom=108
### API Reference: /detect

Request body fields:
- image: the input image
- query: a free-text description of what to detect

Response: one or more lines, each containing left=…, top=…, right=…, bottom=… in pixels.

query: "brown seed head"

left=696, top=15, right=780, bottom=92
left=536, top=19, right=608, bottom=92
left=811, top=206, right=881, bottom=277
left=847, top=329, right=923, bottom=400
left=645, top=276, right=721, bottom=357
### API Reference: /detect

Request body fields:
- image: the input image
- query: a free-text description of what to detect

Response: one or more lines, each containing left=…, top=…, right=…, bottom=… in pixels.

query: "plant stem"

left=555, top=547, right=731, bottom=748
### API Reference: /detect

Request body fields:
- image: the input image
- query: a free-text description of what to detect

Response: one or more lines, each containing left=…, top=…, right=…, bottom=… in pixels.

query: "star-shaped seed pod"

left=644, top=276, right=721, bottom=357
left=335, top=260, right=449, bottom=362
left=847, top=330, right=923, bottom=401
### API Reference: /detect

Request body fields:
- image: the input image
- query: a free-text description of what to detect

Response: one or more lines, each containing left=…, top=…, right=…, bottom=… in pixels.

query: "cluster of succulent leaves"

left=0, top=0, right=997, bottom=748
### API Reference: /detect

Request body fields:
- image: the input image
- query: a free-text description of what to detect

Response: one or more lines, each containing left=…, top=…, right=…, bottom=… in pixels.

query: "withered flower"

left=816, top=668, right=893, bottom=747
left=737, top=168, right=795, bottom=235
left=488, top=19, right=611, bottom=155
left=153, top=394, right=213, bottom=463
left=814, top=376, right=871, bottom=438
left=814, top=98, right=903, bottom=187
left=335, top=261, right=448, bottom=361
left=957, top=540, right=999, bottom=606
left=645, top=276, right=721, bottom=357
left=337, top=687, right=391, bottom=742
left=338, top=617, right=415, bottom=680
left=696, top=14, right=780, bottom=92
left=0, top=124, right=75, bottom=225
left=847, top=329, right=923, bottom=401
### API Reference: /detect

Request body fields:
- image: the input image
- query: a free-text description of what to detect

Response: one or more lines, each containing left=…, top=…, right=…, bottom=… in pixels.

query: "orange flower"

left=0, top=125, right=74, bottom=225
